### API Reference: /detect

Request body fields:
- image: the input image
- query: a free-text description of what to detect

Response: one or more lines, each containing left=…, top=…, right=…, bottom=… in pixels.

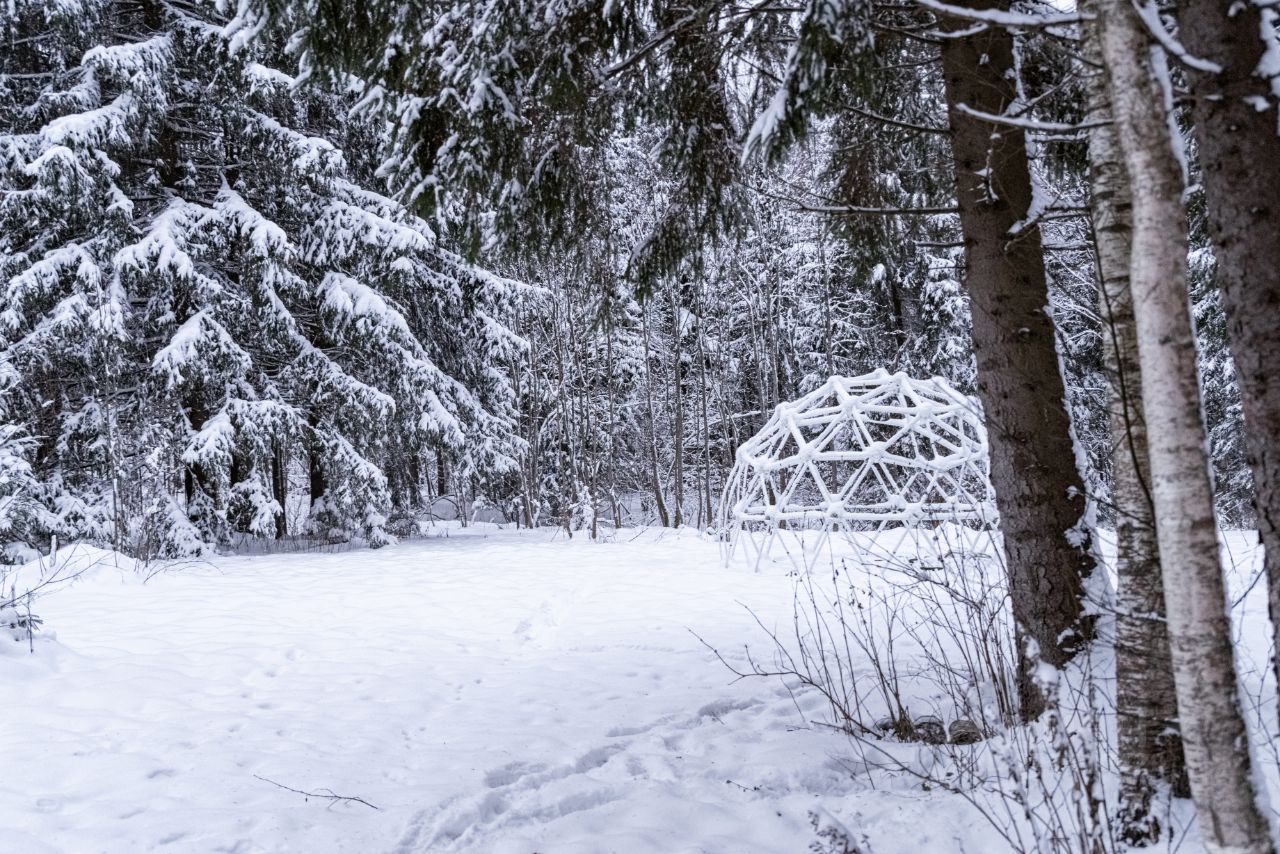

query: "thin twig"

left=253, top=775, right=381, bottom=810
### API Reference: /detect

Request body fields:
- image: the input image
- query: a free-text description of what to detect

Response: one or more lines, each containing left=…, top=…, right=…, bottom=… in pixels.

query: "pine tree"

left=1, top=0, right=522, bottom=555
left=0, top=359, right=40, bottom=562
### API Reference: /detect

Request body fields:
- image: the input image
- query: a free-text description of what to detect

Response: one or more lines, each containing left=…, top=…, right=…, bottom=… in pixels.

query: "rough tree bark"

left=1080, top=0, right=1187, bottom=839
left=641, top=304, right=671, bottom=527
left=308, top=411, right=328, bottom=524
left=1098, top=0, right=1275, bottom=849
left=271, top=442, right=287, bottom=539
left=1178, top=0, right=1280, bottom=704
left=670, top=292, right=685, bottom=528
left=938, top=0, right=1096, bottom=720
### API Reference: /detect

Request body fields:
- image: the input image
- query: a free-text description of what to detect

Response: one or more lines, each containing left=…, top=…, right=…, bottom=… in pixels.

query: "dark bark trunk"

left=938, top=0, right=1096, bottom=719
left=308, top=413, right=327, bottom=524
left=642, top=305, right=671, bottom=527
left=1178, top=0, right=1280, bottom=706
left=407, top=454, right=422, bottom=510
left=229, top=452, right=248, bottom=534
left=671, top=295, right=685, bottom=528
left=182, top=397, right=219, bottom=522
left=271, top=442, right=287, bottom=540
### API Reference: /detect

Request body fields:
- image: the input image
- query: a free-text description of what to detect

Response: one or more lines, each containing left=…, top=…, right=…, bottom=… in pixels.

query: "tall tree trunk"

left=671, top=293, right=686, bottom=528
left=407, top=453, right=422, bottom=510
left=698, top=307, right=714, bottom=530
left=642, top=304, right=671, bottom=527
left=436, top=454, right=448, bottom=503
left=1098, top=1, right=1274, bottom=850
left=1178, top=0, right=1280, bottom=705
left=271, top=441, right=287, bottom=540
left=1081, top=0, right=1187, bottom=837
left=938, top=0, right=1096, bottom=720
left=182, top=397, right=219, bottom=526
left=606, top=318, right=623, bottom=530
left=308, top=413, right=328, bottom=530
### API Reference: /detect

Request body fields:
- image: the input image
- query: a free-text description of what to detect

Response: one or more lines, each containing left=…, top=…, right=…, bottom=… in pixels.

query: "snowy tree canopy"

left=0, top=0, right=525, bottom=555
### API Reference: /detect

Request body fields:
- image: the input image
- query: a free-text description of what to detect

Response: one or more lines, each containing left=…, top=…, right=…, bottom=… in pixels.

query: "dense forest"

left=0, top=0, right=1256, bottom=558
left=4, top=0, right=1280, bottom=852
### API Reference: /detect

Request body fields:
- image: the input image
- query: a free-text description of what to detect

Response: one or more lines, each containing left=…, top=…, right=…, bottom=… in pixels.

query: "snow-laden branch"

left=798, top=203, right=961, bottom=216
left=1131, top=0, right=1222, bottom=73
left=955, top=103, right=1112, bottom=133
left=915, top=0, right=1089, bottom=27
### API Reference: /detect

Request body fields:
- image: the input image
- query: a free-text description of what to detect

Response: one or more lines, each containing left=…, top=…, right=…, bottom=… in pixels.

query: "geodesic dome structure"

left=721, top=371, right=997, bottom=569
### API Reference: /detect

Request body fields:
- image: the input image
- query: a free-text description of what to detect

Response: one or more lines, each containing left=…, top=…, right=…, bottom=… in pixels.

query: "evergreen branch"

left=604, top=0, right=724, bottom=78
left=844, top=103, right=951, bottom=135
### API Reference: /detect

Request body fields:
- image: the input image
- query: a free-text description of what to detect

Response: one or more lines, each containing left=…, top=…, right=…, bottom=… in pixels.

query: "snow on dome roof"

left=720, top=370, right=997, bottom=569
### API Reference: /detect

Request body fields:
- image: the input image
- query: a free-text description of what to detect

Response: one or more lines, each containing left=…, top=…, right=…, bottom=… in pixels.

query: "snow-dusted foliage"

left=0, top=0, right=523, bottom=557
left=0, top=361, right=40, bottom=562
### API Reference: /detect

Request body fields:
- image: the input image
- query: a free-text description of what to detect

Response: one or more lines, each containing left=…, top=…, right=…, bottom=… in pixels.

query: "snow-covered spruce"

left=0, top=1, right=524, bottom=557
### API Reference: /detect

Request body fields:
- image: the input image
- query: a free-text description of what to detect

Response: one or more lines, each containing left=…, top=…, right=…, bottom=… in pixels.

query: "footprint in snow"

left=484, top=761, right=547, bottom=788
left=399, top=742, right=630, bottom=851
left=696, top=697, right=762, bottom=720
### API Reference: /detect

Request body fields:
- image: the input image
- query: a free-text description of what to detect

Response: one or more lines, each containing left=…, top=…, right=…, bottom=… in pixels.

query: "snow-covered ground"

left=1, top=527, right=993, bottom=853
left=2, top=526, right=1273, bottom=853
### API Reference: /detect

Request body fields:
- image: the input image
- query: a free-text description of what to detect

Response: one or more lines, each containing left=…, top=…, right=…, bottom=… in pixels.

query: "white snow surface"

left=0, top=528, right=991, bottom=853
left=3, top=527, right=1273, bottom=853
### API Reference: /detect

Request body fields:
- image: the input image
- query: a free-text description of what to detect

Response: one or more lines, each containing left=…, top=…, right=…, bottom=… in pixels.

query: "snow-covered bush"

left=0, top=423, right=39, bottom=564
left=0, top=363, right=41, bottom=563
left=0, top=599, right=42, bottom=645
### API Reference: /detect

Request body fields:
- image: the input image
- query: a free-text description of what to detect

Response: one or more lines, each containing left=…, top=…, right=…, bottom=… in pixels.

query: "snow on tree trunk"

left=937, top=0, right=1096, bottom=720
left=1080, top=0, right=1188, bottom=837
left=1177, top=0, right=1280, bottom=709
left=1097, top=0, right=1275, bottom=849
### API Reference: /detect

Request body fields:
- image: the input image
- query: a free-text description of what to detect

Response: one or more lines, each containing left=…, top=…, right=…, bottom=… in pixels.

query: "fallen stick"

left=253, top=775, right=381, bottom=810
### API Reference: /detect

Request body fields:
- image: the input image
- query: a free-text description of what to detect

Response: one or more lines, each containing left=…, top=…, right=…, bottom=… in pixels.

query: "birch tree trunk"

left=1098, top=0, right=1274, bottom=849
left=1081, top=0, right=1187, bottom=838
left=1177, top=0, right=1280, bottom=705
left=938, top=0, right=1096, bottom=720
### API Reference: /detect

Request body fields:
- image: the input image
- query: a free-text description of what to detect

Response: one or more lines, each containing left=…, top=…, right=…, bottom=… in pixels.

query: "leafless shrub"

left=710, top=526, right=1140, bottom=854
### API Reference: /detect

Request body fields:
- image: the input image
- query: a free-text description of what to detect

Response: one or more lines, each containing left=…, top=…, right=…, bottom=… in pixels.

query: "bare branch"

left=799, top=203, right=961, bottom=216
left=253, top=775, right=381, bottom=810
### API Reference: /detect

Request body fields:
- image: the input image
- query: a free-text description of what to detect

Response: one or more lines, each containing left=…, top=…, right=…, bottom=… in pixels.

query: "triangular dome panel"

left=722, top=372, right=997, bottom=567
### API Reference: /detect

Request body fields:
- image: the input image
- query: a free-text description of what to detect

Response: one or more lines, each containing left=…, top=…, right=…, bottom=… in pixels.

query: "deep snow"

left=2, top=526, right=1273, bottom=853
